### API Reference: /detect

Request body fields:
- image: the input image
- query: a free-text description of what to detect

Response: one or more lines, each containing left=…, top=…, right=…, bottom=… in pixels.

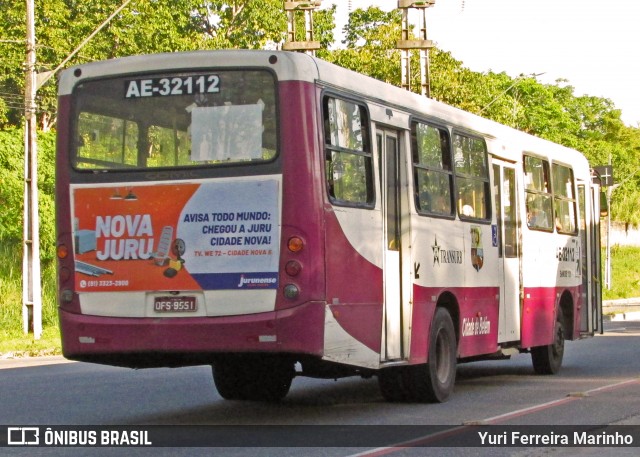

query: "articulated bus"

left=56, top=50, right=602, bottom=402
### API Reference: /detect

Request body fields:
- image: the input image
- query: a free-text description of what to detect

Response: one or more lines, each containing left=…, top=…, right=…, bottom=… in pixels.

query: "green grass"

left=602, top=245, right=640, bottom=300
left=1, top=241, right=640, bottom=357
left=0, top=243, right=61, bottom=356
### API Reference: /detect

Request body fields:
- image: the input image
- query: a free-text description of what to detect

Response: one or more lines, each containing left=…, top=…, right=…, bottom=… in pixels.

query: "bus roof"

left=58, top=49, right=589, bottom=172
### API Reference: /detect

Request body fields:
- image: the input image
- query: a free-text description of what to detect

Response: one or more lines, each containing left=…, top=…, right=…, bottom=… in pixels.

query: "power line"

left=479, top=72, right=545, bottom=114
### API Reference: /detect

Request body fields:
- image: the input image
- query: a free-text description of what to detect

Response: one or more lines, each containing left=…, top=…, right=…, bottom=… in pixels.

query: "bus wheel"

left=248, top=357, right=294, bottom=401
left=212, top=361, right=246, bottom=400
left=212, top=356, right=294, bottom=402
left=531, top=313, right=565, bottom=375
left=378, top=367, right=412, bottom=402
left=411, top=307, right=457, bottom=402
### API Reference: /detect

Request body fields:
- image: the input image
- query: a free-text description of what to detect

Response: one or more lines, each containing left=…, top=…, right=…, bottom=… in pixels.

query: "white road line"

left=344, top=377, right=640, bottom=457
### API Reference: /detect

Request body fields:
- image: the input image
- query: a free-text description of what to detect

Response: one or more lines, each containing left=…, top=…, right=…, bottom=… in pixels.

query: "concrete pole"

left=21, top=0, right=135, bottom=339
left=24, top=0, right=43, bottom=339
left=396, top=1, right=435, bottom=97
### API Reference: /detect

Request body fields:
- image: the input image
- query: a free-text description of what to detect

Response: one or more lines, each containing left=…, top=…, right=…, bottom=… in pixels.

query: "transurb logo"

left=432, top=236, right=463, bottom=266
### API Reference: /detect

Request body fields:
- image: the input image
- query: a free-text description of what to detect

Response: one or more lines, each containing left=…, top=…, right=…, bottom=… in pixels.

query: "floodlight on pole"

left=283, top=1, right=322, bottom=54
left=397, top=0, right=435, bottom=97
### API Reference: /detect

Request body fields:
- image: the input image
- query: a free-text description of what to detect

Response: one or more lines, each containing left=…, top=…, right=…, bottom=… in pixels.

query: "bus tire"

left=247, top=357, right=294, bottom=402
left=411, top=307, right=457, bottom=403
left=531, top=312, right=565, bottom=375
left=212, top=356, right=294, bottom=402
left=212, top=361, right=247, bottom=400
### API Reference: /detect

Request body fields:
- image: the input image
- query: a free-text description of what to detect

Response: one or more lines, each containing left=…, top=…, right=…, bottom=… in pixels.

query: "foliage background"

left=1, top=1, right=639, bottom=346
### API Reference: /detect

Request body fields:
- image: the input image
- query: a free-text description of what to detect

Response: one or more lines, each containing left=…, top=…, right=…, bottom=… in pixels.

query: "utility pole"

left=22, top=0, right=134, bottom=338
left=397, top=0, right=435, bottom=97
left=23, top=0, right=42, bottom=339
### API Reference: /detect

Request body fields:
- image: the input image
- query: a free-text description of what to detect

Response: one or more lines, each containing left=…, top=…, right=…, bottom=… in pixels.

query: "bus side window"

left=323, top=96, right=374, bottom=207
left=524, top=155, right=553, bottom=231
left=453, top=133, right=490, bottom=220
left=552, top=162, right=577, bottom=234
left=411, top=121, right=453, bottom=217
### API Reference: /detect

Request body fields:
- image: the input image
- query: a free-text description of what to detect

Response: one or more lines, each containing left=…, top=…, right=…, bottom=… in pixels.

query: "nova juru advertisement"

left=71, top=179, right=280, bottom=293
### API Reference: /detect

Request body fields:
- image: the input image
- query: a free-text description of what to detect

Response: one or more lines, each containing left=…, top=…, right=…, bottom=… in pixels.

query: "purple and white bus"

left=55, top=50, right=602, bottom=402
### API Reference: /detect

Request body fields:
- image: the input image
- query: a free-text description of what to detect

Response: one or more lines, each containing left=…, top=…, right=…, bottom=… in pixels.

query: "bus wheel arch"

left=436, top=292, right=460, bottom=346
left=411, top=301, right=458, bottom=403
left=558, top=290, right=574, bottom=339
left=378, top=296, right=459, bottom=403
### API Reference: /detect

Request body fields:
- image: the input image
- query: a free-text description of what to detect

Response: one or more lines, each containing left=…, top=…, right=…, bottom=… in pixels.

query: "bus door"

left=578, top=182, right=603, bottom=335
left=492, top=160, right=522, bottom=343
left=377, top=127, right=405, bottom=361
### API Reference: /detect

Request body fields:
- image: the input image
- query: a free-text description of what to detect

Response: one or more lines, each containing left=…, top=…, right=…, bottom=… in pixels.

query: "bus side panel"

left=409, top=285, right=438, bottom=364
left=56, top=96, right=79, bottom=312
left=521, top=284, right=581, bottom=347
left=410, top=285, right=499, bottom=362
left=280, top=80, right=383, bottom=363
left=521, top=287, right=556, bottom=347
left=278, top=81, right=326, bottom=309
left=456, top=287, right=500, bottom=358
left=323, top=209, right=384, bottom=354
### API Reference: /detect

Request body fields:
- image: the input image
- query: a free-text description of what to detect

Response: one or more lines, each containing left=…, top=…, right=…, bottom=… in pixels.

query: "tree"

left=1, top=1, right=639, bottom=227
left=0, top=128, right=56, bottom=259
left=191, top=0, right=287, bottom=49
left=327, top=7, right=402, bottom=86
left=0, top=1, right=29, bottom=128
left=0, top=0, right=298, bottom=131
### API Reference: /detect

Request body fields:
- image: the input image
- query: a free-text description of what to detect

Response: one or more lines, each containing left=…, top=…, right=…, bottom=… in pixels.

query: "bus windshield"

left=71, top=69, right=277, bottom=170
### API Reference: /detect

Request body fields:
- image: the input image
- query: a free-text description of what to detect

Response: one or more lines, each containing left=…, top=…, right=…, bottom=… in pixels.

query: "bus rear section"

left=56, top=52, right=343, bottom=400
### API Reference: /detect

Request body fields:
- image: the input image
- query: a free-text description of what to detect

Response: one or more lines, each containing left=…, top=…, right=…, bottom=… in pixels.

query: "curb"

left=610, top=311, right=640, bottom=322
left=0, top=355, right=74, bottom=370
left=603, top=298, right=640, bottom=321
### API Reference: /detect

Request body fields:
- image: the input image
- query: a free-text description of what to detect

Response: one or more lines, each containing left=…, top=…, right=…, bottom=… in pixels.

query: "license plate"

left=154, top=296, right=197, bottom=313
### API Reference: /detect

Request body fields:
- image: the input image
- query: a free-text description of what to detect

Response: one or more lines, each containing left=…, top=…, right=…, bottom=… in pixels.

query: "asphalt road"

left=1, top=318, right=639, bottom=457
